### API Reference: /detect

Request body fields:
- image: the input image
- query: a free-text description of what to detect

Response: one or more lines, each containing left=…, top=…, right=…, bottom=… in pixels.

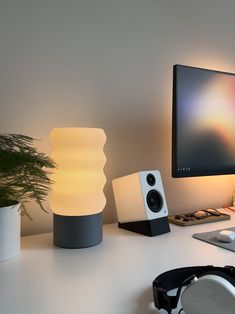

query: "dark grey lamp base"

left=53, top=212, right=103, bottom=248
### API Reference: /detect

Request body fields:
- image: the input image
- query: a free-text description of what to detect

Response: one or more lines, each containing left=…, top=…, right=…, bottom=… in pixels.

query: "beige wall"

left=1, top=0, right=235, bottom=235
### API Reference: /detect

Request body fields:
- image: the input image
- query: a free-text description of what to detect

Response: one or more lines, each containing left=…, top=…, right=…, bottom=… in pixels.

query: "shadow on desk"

left=21, top=233, right=54, bottom=250
left=135, top=287, right=158, bottom=314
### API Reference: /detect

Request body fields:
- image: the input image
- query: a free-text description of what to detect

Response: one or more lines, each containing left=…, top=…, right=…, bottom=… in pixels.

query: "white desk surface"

left=1, top=212, right=235, bottom=314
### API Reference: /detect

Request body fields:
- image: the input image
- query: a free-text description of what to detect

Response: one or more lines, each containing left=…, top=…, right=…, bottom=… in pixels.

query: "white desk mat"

left=193, top=227, right=235, bottom=252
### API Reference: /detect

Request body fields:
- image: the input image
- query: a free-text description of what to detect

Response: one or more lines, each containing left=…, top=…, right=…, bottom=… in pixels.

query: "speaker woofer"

left=146, top=190, right=163, bottom=213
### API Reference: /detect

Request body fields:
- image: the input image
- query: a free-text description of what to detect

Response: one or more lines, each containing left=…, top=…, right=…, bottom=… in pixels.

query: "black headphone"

left=153, top=265, right=235, bottom=314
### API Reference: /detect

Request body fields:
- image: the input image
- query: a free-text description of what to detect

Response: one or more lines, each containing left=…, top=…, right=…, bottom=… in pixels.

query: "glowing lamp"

left=50, top=128, right=106, bottom=248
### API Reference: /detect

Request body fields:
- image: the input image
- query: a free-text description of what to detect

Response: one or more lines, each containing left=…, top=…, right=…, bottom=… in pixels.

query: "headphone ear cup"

left=198, top=271, right=235, bottom=287
left=181, top=271, right=235, bottom=314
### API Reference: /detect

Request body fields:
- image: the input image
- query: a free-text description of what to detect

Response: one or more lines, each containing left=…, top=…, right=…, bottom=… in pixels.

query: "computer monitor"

left=172, top=64, right=235, bottom=178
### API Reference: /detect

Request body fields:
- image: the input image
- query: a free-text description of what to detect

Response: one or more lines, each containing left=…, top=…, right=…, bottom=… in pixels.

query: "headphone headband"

left=153, top=265, right=235, bottom=313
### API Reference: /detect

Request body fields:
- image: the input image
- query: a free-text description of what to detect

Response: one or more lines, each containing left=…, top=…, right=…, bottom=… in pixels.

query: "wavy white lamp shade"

left=49, top=128, right=106, bottom=248
left=50, top=128, right=106, bottom=216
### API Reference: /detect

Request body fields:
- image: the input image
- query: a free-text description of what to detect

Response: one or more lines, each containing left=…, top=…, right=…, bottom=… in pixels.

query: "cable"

left=178, top=309, right=184, bottom=314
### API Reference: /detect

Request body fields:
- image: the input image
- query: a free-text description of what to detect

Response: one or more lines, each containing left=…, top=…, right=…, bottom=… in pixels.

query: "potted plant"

left=0, top=133, right=56, bottom=261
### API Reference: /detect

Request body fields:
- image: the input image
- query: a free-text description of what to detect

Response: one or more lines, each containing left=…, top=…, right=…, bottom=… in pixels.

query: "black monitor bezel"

left=172, top=64, right=235, bottom=178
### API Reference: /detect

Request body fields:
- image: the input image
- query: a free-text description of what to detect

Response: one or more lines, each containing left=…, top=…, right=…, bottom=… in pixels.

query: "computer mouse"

left=217, top=230, right=235, bottom=243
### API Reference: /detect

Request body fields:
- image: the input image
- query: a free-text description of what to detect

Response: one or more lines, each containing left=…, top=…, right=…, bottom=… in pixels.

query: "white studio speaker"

left=112, top=170, right=170, bottom=236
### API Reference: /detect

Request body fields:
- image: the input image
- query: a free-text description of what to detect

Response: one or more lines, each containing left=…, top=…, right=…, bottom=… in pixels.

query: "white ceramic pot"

left=0, top=203, right=21, bottom=262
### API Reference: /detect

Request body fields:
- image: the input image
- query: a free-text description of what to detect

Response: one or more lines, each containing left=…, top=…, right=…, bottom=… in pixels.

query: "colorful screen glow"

left=172, top=65, right=235, bottom=177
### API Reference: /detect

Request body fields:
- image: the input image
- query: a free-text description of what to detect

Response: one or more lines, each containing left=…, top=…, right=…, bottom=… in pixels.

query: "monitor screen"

left=172, top=64, right=235, bottom=178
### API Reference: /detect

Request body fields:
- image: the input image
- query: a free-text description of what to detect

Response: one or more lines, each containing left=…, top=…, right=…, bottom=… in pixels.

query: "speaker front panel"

left=139, top=171, right=168, bottom=220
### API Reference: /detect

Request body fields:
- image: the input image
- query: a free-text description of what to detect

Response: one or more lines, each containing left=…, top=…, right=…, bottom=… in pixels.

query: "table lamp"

left=50, top=128, right=106, bottom=248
